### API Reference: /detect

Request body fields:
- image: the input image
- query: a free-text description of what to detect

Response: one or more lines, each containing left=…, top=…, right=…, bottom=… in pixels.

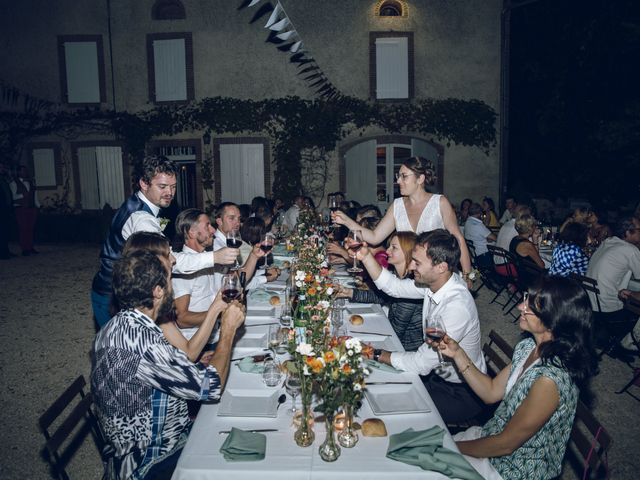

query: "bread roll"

left=361, top=418, right=387, bottom=437
left=281, top=260, right=291, bottom=269
left=349, top=314, right=364, bottom=325
left=269, top=295, right=281, bottom=306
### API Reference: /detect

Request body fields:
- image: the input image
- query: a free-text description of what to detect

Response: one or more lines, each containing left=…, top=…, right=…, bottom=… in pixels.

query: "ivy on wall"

left=0, top=94, right=496, bottom=202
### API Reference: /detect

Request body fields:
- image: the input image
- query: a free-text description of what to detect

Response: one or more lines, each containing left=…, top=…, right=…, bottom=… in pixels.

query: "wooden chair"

left=503, top=258, right=547, bottom=318
left=482, top=329, right=514, bottom=377
left=486, top=245, right=518, bottom=308
left=39, top=375, right=109, bottom=480
left=564, top=400, right=612, bottom=479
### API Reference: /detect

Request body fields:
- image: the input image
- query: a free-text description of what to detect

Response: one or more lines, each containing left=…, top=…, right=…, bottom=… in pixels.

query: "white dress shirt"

left=121, top=192, right=214, bottom=275
left=586, top=236, right=640, bottom=312
left=283, top=205, right=300, bottom=231
left=374, top=270, right=486, bottom=382
left=495, top=219, right=517, bottom=263
left=464, top=216, right=492, bottom=255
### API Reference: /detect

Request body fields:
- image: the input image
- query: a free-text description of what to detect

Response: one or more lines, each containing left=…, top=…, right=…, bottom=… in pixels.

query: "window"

left=375, top=0, right=407, bottom=17
left=74, top=145, right=125, bottom=210
left=370, top=32, right=414, bottom=100
left=29, top=144, right=62, bottom=189
left=57, top=35, right=106, bottom=104
left=147, top=33, right=194, bottom=103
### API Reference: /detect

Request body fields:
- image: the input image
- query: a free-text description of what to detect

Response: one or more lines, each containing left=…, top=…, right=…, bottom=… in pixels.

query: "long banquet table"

left=172, top=270, right=459, bottom=480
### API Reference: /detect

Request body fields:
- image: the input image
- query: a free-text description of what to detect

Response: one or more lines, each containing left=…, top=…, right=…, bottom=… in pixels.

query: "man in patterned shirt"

left=92, top=250, right=245, bottom=479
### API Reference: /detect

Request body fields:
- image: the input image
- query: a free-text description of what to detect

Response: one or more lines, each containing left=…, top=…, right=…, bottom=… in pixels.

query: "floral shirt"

left=549, top=242, right=589, bottom=277
left=482, top=338, right=578, bottom=480
left=91, top=309, right=221, bottom=479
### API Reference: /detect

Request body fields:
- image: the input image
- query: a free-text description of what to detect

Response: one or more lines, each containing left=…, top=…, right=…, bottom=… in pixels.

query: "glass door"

left=375, top=144, right=411, bottom=209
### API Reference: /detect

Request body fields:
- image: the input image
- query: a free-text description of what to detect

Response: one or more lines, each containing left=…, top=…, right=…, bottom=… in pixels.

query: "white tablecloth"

left=173, top=276, right=457, bottom=480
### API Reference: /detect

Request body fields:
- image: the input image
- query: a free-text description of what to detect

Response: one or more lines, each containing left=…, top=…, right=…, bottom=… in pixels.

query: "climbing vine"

left=1, top=93, right=497, bottom=203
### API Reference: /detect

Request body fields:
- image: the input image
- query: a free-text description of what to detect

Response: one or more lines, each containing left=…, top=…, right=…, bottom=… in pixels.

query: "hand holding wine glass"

left=226, top=230, right=242, bottom=270
left=425, top=314, right=447, bottom=366
left=260, top=232, right=275, bottom=267
left=346, top=230, right=364, bottom=273
left=221, top=273, right=241, bottom=303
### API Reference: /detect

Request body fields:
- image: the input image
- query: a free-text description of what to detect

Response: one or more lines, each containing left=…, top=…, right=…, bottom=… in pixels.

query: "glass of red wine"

left=226, top=230, right=242, bottom=270
left=425, top=315, right=447, bottom=367
left=346, top=229, right=363, bottom=274
left=260, top=233, right=275, bottom=267
left=221, top=273, right=241, bottom=303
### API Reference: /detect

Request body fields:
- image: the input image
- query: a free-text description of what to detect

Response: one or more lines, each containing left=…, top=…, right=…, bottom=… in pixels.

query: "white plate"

left=365, top=383, right=431, bottom=415
left=246, top=307, right=275, bottom=318
left=234, top=331, right=267, bottom=349
left=217, top=388, right=280, bottom=417
left=347, top=305, right=379, bottom=315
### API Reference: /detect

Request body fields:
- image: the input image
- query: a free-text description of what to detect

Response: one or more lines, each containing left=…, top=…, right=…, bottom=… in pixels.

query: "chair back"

left=570, top=273, right=603, bottom=313
left=465, top=239, right=477, bottom=262
left=516, top=258, right=546, bottom=291
left=487, top=245, right=518, bottom=279
left=566, top=400, right=612, bottom=478
left=482, top=329, right=514, bottom=378
left=39, top=375, right=106, bottom=480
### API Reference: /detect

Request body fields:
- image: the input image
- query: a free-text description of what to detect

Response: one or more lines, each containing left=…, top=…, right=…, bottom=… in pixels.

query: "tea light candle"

left=292, top=411, right=315, bottom=428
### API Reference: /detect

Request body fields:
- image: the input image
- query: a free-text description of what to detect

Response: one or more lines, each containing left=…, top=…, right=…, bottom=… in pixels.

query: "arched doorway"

left=339, top=135, right=444, bottom=210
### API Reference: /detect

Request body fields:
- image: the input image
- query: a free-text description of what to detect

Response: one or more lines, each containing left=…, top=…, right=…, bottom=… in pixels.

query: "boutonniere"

left=158, top=217, right=170, bottom=232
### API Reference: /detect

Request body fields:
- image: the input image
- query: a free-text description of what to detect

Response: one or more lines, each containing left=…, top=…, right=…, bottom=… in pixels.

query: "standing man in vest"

left=9, top=165, right=39, bottom=256
left=91, top=155, right=239, bottom=329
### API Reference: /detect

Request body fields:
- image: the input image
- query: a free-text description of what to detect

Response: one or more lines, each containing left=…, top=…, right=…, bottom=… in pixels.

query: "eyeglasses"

left=395, top=172, right=415, bottom=181
left=521, top=292, right=536, bottom=316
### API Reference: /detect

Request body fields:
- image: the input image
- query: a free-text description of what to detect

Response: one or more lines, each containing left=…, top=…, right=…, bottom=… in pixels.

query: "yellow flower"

left=323, top=351, right=336, bottom=363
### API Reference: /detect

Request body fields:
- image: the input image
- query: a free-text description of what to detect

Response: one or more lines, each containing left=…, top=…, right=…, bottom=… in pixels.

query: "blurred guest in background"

left=549, top=222, right=590, bottom=277
left=10, top=165, right=39, bottom=256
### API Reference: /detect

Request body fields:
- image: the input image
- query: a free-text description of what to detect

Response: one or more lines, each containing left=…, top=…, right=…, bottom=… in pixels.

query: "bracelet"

left=460, top=362, right=473, bottom=376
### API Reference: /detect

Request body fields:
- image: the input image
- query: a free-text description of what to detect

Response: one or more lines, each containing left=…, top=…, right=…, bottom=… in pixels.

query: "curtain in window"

left=95, top=146, right=124, bottom=209
left=64, top=42, right=101, bottom=103
left=77, top=147, right=100, bottom=210
left=219, top=144, right=265, bottom=204
left=345, top=139, right=377, bottom=204
left=375, top=37, right=409, bottom=99
left=153, top=38, right=187, bottom=101
left=32, top=148, right=56, bottom=187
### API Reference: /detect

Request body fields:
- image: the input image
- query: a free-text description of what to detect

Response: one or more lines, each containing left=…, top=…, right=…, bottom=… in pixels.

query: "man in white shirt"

left=91, top=156, right=239, bottom=328
left=586, top=216, right=640, bottom=358
left=357, top=229, right=487, bottom=423
left=498, top=195, right=517, bottom=224
left=464, top=203, right=496, bottom=270
left=172, top=208, right=266, bottom=345
left=282, top=195, right=305, bottom=232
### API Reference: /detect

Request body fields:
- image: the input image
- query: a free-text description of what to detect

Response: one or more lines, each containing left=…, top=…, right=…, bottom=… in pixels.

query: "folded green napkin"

left=367, top=359, right=403, bottom=373
left=236, top=357, right=265, bottom=374
left=386, top=427, right=483, bottom=480
left=219, top=427, right=266, bottom=461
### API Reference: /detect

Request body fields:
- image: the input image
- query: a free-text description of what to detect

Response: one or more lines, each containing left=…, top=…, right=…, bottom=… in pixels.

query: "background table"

left=173, top=273, right=457, bottom=479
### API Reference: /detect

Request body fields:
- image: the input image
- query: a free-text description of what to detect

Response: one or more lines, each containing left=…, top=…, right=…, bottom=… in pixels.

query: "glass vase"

left=294, top=377, right=314, bottom=447
left=318, top=411, right=341, bottom=462
left=337, top=403, right=359, bottom=448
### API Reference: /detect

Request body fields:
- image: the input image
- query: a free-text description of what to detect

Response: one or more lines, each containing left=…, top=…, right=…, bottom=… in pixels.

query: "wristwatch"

left=373, top=349, right=382, bottom=362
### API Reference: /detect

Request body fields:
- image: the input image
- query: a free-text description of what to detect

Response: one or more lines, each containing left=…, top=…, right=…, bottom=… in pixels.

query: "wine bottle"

left=293, top=294, right=309, bottom=328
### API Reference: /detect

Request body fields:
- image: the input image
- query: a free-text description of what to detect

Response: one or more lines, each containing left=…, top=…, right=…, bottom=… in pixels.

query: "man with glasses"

left=91, top=155, right=239, bottom=328
left=586, top=216, right=640, bottom=360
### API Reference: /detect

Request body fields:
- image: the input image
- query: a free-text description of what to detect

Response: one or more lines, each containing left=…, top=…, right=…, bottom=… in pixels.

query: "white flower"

left=318, top=300, right=330, bottom=309
left=353, top=383, right=362, bottom=391
left=326, top=287, right=334, bottom=295
left=295, top=270, right=306, bottom=280
left=303, top=365, right=311, bottom=376
left=320, top=260, right=328, bottom=268
left=296, top=280, right=303, bottom=288
left=296, top=343, right=314, bottom=356
left=347, top=349, right=354, bottom=356
left=354, top=343, right=362, bottom=354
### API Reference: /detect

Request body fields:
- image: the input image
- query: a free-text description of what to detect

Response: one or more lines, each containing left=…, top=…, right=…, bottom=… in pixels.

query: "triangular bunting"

left=248, top=0, right=262, bottom=6
left=268, top=17, right=290, bottom=31
left=276, top=30, right=297, bottom=41
left=289, top=40, right=303, bottom=53
left=264, top=2, right=283, bottom=28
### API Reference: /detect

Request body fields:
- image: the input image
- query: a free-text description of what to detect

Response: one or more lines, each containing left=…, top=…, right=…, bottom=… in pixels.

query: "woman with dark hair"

left=339, top=231, right=424, bottom=351
left=482, top=196, right=500, bottom=228
left=549, top=222, right=590, bottom=276
left=434, top=276, right=597, bottom=479
left=332, top=156, right=473, bottom=284
left=458, top=198, right=473, bottom=224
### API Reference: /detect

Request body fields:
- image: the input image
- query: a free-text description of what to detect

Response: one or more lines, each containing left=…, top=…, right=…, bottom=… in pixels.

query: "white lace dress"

left=392, top=194, right=444, bottom=233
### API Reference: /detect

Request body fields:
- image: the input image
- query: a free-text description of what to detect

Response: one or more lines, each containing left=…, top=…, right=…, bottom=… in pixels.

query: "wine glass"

left=346, top=230, right=363, bottom=274
left=226, top=230, right=242, bottom=270
left=221, top=273, right=241, bottom=303
left=280, top=286, right=293, bottom=327
left=425, top=314, right=447, bottom=367
left=267, top=324, right=280, bottom=356
left=285, top=372, right=302, bottom=415
left=262, top=358, right=282, bottom=387
left=260, top=232, right=275, bottom=267
left=328, top=194, right=339, bottom=226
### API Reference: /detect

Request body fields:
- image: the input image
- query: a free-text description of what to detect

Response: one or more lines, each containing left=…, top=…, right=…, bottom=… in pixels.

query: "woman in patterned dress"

left=331, top=156, right=473, bottom=284
left=549, top=222, right=590, bottom=277
left=433, top=276, right=596, bottom=479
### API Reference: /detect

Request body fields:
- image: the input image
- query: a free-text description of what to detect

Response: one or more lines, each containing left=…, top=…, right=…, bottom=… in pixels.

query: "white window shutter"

left=95, top=146, right=124, bottom=209
left=32, top=148, right=56, bottom=187
left=220, top=143, right=265, bottom=205
left=153, top=38, right=187, bottom=101
left=77, top=147, right=100, bottom=210
left=375, top=37, right=409, bottom=99
left=64, top=42, right=101, bottom=103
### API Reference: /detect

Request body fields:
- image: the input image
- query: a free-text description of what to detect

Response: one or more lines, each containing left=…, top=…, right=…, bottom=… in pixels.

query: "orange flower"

left=307, top=287, right=317, bottom=296
left=305, top=273, right=314, bottom=282
left=323, top=351, right=336, bottom=363
left=342, top=364, right=353, bottom=374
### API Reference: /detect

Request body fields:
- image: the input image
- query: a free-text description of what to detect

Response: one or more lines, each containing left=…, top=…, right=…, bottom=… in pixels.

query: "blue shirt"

left=549, top=242, right=589, bottom=277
